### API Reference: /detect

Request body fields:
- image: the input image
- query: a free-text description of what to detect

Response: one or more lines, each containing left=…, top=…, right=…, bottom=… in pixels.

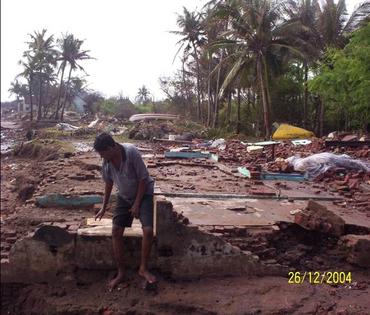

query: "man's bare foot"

left=139, top=268, right=156, bottom=283
left=107, top=273, right=126, bottom=292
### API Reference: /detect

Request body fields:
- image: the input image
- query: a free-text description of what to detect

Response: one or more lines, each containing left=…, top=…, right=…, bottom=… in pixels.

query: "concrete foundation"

left=1, top=197, right=271, bottom=284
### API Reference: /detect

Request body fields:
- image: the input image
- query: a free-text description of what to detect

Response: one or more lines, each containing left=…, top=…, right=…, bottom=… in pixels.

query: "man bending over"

left=94, top=133, right=156, bottom=290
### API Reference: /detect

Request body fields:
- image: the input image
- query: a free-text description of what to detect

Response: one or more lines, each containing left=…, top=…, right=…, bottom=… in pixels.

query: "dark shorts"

left=113, top=194, right=154, bottom=228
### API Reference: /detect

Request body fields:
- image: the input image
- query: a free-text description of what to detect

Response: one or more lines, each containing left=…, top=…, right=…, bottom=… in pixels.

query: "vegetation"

left=309, top=22, right=370, bottom=131
left=10, top=30, right=92, bottom=122
left=7, top=0, right=370, bottom=138
left=165, top=0, right=370, bottom=137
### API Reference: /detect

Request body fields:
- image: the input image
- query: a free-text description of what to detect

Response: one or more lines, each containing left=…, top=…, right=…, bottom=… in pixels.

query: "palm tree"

left=8, top=80, right=28, bottom=116
left=55, top=34, right=92, bottom=120
left=172, top=7, right=206, bottom=120
left=287, top=0, right=322, bottom=128
left=24, top=29, right=57, bottom=120
left=135, top=85, right=151, bottom=105
left=18, top=53, right=38, bottom=121
left=212, top=0, right=306, bottom=138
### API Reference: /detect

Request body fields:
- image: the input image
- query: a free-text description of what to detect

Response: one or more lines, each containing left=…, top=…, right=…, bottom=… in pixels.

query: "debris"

left=36, top=193, right=103, bottom=208
left=291, top=139, right=311, bottom=146
left=165, top=149, right=211, bottom=159
left=324, top=140, right=370, bottom=147
left=294, top=200, right=345, bottom=236
left=341, top=134, right=358, bottom=142
left=290, top=209, right=302, bottom=215
left=286, top=153, right=370, bottom=179
left=340, top=234, right=370, bottom=268
left=129, top=113, right=179, bottom=122
left=238, top=167, right=251, bottom=178
left=243, top=140, right=280, bottom=146
left=247, top=145, right=264, bottom=153
left=87, top=118, right=99, bottom=128
left=210, top=138, right=226, bottom=149
left=56, top=123, right=80, bottom=131
left=261, top=172, right=306, bottom=181
left=110, top=126, right=127, bottom=136
left=129, top=120, right=179, bottom=140
left=33, top=225, right=74, bottom=247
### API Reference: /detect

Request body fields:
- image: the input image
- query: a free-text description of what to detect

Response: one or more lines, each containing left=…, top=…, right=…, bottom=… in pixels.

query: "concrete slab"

left=168, top=197, right=303, bottom=226
left=168, top=197, right=370, bottom=230
left=79, top=218, right=143, bottom=236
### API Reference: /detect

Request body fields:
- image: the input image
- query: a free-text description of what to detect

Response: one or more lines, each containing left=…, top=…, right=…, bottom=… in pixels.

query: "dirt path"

left=3, top=271, right=369, bottom=315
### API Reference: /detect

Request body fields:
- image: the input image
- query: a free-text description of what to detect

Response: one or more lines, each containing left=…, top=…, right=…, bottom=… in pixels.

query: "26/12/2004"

left=288, top=271, right=352, bottom=285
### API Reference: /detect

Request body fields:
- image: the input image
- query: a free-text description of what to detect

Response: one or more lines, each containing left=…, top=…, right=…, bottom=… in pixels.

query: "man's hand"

left=129, top=204, right=140, bottom=219
left=95, top=207, right=106, bottom=221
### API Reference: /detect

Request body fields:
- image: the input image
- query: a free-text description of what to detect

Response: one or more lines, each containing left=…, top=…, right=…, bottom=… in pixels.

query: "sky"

left=0, top=0, right=362, bottom=102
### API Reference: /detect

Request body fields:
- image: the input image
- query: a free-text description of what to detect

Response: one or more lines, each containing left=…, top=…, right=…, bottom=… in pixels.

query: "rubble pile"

left=128, top=121, right=182, bottom=140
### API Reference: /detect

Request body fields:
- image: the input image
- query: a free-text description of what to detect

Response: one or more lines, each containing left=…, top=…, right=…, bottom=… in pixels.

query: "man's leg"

left=138, top=226, right=156, bottom=283
left=109, top=224, right=126, bottom=291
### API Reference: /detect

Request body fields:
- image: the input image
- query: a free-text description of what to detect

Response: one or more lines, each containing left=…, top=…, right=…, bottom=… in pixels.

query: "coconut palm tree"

left=172, top=7, right=206, bottom=120
left=55, top=34, right=92, bottom=120
left=135, top=85, right=152, bottom=105
left=24, top=29, right=57, bottom=120
left=8, top=80, right=28, bottom=116
left=211, top=0, right=307, bottom=138
left=17, top=54, right=38, bottom=121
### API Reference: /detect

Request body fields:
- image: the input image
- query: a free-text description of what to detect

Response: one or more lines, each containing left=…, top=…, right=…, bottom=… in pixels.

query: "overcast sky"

left=1, top=0, right=362, bottom=102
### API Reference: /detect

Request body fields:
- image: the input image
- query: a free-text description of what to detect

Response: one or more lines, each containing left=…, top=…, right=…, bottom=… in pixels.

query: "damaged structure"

left=1, top=120, right=370, bottom=314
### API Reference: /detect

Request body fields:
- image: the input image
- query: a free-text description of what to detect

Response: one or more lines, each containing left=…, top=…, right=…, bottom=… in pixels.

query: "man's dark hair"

left=94, top=132, right=116, bottom=151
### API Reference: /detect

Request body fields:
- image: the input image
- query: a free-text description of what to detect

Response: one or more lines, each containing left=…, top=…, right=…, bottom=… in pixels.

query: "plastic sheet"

left=286, top=153, right=370, bottom=178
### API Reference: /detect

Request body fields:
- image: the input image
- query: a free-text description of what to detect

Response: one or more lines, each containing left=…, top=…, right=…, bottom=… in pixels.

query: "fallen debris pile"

left=286, top=152, right=370, bottom=179
left=294, top=200, right=345, bottom=237
left=12, top=140, right=75, bottom=161
left=128, top=121, right=182, bottom=140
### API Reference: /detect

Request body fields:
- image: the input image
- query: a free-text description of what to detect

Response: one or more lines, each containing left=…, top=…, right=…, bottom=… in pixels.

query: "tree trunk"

left=192, top=42, right=201, bottom=121
left=60, top=66, right=73, bottom=122
left=213, top=50, right=223, bottom=128
left=303, top=61, right=308, bottom=128
left=182, top=57, right=191, bottom=115
left=236, top=86, right=241, bottom=134
left=37, top=78, right=43, bottom=121
left=319, top=97, right=324, bottom=137
left=43, top=83, right=51, bottom=118
left=227, top=91, right=232, bottom=127
left=207, top=52, right=212, bottom=127
left=17, top=97, right=21, bottom=119
left=258, top=56, right=271, bottom=138
left=28, top=76, right=34, bottom=121
left=55, top=65, right=66, bottom=120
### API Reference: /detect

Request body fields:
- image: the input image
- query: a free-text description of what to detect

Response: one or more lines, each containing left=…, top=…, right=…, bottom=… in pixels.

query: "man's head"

left=94, top=132, right=117, bottom=161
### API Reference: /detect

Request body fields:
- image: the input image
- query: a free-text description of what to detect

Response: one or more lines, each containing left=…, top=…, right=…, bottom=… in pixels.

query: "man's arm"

left=130, top=179, right=146, bottom=219
left=129, top=145, right=151, bottom=218
left=95, top=180, right=113, bottom=220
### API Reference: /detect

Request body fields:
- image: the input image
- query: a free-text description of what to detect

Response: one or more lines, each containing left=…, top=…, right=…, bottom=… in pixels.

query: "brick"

left=2, top=231, right=16, bottom=238
left=1, top=252, right=9, bottom=259
left=294, top=200, right=345, bottom=237
left=6, top=237, right=17, bottom=244
left=340, top=234, right=370, bottom=268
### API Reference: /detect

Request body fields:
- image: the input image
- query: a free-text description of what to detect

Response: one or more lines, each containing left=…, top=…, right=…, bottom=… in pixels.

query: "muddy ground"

left=1, top=120, right=370, bottom=314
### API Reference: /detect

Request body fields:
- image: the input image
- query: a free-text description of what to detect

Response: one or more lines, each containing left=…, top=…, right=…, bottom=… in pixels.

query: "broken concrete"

left=340, top=234, right=370, bottom=268
left=294, top=200, right=345, bottom=236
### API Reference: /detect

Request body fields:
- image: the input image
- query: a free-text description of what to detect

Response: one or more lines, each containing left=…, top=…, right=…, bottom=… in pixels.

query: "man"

left=94, top=132, right=156, bottom=291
